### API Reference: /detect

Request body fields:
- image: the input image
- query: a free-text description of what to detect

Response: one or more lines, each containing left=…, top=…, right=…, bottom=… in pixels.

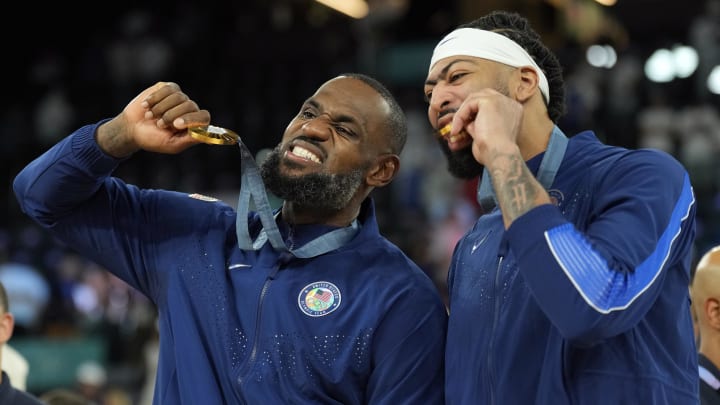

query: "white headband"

left=429, top=28, right=549, bottom=103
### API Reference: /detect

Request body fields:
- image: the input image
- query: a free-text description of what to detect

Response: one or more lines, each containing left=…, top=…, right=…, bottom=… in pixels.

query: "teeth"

left=448, top=132, right=467, bottom=144
left=438, top=124, right=468, bottom=144
left=292, top=146, right=321, bottom=163
left=438, top=123, right=468, bottom=144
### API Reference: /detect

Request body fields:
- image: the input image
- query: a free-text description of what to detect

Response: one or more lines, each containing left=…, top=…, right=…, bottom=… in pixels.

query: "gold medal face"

left=189, top=125, right=240, bottom=145
left=438, top=123, right=452, bottom=137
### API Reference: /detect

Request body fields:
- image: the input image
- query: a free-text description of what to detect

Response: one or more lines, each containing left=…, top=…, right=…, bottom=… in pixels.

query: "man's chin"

left=443, top=147, right=483, bottom=180
left=447, top=165, right=483, bottom=180
left=445, top=134, right=473, bottom=153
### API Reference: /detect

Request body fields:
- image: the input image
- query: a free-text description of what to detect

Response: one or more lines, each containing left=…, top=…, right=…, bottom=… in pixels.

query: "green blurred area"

left=11, top=337, right=107, bottom=393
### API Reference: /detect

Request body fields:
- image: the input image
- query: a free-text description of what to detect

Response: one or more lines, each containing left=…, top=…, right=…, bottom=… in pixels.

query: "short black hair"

left=338, top=73, right=408, bottom=155
left=458, top=10, right=566, bottom=123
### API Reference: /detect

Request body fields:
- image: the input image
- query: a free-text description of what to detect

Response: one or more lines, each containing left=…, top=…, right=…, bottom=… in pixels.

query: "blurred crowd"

left=0, top=1, right=718, bottom=402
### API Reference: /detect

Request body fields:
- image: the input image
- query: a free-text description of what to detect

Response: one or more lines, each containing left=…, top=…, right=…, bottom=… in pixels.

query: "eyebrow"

left=304, top=98, right=359, bottom=125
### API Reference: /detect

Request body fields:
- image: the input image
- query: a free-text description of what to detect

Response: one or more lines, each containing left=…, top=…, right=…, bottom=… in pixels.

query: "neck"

left=517, top=105, right=555, bottom=161
left=700, top=332, right=720, bottom=370
left=282, top=202, right=361, bottom=227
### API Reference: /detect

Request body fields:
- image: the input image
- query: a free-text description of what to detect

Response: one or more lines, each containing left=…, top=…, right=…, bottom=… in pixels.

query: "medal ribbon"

left=235, top=140, right=359, bottom=258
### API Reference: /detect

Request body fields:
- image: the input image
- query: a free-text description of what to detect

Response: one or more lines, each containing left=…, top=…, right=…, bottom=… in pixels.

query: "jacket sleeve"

left=14, top=123, right=160, bottom=298
left=506, top=148, right=696, bottom=344
left=365, top=279, right=447, bottom=404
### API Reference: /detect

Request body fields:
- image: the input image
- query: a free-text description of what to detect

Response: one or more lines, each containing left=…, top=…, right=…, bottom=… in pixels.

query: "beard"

left=437, top=137, right=484, bottom=179
left=259, top=145, right=366, bottom=211
left=437, top=80, right=512, bottom=180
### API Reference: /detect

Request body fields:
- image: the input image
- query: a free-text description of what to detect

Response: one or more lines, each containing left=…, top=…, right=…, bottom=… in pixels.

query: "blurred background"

left=1, top=0, right=719, bottom=403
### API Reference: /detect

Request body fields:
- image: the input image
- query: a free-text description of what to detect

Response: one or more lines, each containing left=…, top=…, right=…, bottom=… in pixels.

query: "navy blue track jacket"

left=14, top=122, right=448, bottom=405
left=445, top=129, right=698, bottom=404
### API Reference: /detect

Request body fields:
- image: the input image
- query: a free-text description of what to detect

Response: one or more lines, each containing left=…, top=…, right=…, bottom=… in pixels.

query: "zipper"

left=237, top=259, right=283, bottom=387
left=486, top=255, right=504, bottom=405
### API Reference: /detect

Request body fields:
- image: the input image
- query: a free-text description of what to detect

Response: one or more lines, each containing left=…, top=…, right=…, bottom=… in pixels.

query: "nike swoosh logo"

left=228, top=264, right=252, bottom=270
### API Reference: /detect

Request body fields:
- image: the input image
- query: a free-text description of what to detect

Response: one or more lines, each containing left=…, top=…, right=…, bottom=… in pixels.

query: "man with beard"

left=423, top=10, right=698, bottom=404
left=14, top=76, right=447, bottom=404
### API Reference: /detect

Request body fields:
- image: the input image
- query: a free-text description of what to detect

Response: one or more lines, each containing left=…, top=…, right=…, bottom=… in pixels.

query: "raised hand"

left=97, top=82, right=212, bottom=158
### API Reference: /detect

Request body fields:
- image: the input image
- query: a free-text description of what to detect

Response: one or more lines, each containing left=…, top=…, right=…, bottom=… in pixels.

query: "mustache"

left=292, top=135, right=319, bottom=144
left=437, top=107, right=459, bottom=123
left=435, top=108, right=460, bottom=138
left=288, top=135, right=324, bottom=152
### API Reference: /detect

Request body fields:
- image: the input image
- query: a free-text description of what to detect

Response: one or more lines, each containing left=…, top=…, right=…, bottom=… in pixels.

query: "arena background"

left=1, top=0, right=718, bottom=402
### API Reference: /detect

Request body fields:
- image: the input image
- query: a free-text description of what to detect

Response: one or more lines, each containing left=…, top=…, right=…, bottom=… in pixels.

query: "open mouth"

left=288, top=145, right=322, bottom=164
left=438, top=123, right=471, bottom=149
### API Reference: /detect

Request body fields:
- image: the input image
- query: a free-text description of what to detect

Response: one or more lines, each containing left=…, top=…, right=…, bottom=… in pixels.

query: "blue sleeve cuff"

left=70, top=119, right=124, bottom=176
left=506, top=203, right=567, bottom=254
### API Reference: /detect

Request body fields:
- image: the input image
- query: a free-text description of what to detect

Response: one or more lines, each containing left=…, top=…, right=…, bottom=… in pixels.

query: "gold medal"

left=437, top=123, right=452, bottom=139
left=439, top=123, right=452, bottom=136
left=189, top=125, right=240, bottom=145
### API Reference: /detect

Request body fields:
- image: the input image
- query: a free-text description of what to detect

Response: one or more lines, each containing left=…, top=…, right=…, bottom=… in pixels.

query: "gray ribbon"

left=235, top=140, right=359, bottom=258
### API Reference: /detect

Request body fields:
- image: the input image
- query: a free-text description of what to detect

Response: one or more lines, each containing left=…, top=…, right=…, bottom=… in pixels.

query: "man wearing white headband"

left=424, top=10, right=698, bottom=405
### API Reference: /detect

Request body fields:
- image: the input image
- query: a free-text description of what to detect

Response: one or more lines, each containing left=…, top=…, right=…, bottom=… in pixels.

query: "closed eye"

left=334, top=124, right=356, bottom=138
left=424, top=89, right=433, bottom=103
left=449, top=72, right=467, bottom=82
left=300, top=108, right=316, bottom=120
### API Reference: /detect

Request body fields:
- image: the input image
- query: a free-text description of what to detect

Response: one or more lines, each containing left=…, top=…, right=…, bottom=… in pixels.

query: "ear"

left=705, top=298, right=720, bottom=330
left=0, top=312, right=15, bottom=344
left=366, top=154, right=400, bottom=188
left=514, top=66, right=541, bottom=103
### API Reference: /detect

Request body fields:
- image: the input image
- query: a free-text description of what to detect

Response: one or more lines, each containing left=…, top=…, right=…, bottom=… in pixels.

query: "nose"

left=301, top=116, right=332, bottom=140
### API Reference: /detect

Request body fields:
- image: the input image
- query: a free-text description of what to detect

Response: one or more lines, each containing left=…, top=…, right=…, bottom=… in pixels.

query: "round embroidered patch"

left=298, top=281, right=341, bottom=317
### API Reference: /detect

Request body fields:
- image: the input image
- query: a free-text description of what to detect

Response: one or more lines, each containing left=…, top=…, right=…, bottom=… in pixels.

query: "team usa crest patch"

left=298, top=281, right=341, bottom=317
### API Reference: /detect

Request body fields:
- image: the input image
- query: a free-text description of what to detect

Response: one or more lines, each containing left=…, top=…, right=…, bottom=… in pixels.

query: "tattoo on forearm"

left=489, top=152, right=539, bottom=223
left=98, top=120, right=136, bottom=158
